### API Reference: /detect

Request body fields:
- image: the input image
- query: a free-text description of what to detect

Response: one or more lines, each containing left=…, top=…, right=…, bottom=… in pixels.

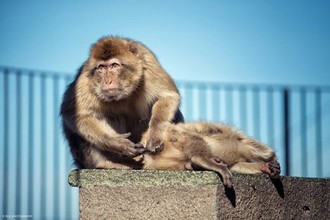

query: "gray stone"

left=69, top=169, right=330, bottom=220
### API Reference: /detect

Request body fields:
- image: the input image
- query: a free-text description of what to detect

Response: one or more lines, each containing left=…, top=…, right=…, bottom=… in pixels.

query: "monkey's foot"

left=260, top=158, right=281, bottom=178
left=191, top=156, right=233, bottom=188
left=221, top=170, right=233, bottom=188
left=212, top=158, right=232, bottom=188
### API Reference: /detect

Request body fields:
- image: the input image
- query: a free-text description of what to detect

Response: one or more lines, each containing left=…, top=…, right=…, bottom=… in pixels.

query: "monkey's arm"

left=145, top=93, right=180, bottom=152
left=63, top=114, right=145, bottom=157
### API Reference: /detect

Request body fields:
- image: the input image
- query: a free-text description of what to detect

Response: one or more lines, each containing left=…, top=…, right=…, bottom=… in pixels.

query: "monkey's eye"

left=111, top=63, right=120, bottom=68
left=97, top=64, right=107, bottom=71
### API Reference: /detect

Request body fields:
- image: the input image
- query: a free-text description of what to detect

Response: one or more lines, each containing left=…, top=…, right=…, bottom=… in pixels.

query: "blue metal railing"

left=1, top=67, right=77, bottom=219
left=1, top=66, right=330, bottom=219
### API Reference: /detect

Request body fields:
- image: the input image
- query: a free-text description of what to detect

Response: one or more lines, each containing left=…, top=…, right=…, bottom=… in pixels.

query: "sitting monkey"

left=61, top=36, right=184, bottom=169
left=139, top=122, right=281, bottom=188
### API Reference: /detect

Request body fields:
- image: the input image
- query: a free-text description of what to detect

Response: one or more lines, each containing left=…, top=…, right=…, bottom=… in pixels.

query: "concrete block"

left=69, top=170, right=330, bottom=220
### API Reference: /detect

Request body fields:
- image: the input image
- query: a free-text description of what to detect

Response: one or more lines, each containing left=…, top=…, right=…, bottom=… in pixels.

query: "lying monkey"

left=138, top=122, right=281, bottom=188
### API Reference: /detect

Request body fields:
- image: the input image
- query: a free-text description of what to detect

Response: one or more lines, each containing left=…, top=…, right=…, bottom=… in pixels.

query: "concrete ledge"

left=69, top=169, right=330, bottom=220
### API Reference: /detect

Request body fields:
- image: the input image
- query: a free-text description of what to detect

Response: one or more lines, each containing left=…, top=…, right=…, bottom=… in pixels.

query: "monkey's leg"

left=190, top=155, right=233, bottom=188
left=229, top=162, right=264, bottom=174
left=241, top=140, right=276, bottom=162
left=178, top=122, right=224, bottom=135
left=230, top=160, right=280, bottom=178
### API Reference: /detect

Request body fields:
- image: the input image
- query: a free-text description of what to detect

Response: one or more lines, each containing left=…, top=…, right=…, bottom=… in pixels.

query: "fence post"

left=283, top=88, right=290, bottom=176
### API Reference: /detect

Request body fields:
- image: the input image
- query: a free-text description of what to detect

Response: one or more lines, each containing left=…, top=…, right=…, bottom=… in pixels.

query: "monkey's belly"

left=143, top=146, right=190, bottom=170
left=142, top=153, right=188, bottom=170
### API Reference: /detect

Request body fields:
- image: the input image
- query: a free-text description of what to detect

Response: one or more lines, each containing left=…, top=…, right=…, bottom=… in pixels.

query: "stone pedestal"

left=69, top=169, right=330, bottom=220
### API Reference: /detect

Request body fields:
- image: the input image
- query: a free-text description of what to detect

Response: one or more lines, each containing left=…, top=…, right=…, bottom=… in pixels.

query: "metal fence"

left=1, top=66, right=330, bottom=219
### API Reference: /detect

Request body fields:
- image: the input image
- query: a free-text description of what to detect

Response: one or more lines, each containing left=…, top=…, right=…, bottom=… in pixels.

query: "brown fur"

left=140, top=122, right=281, bottom=187
left=61, top=36, right=183, bottom=169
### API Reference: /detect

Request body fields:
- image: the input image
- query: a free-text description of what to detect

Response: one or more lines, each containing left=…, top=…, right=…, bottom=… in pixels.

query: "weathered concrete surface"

left=69, top=169, right=330, bottom=220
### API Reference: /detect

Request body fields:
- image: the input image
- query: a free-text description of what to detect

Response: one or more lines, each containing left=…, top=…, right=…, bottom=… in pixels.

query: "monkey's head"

left=86, top=37, right=144, bottom=102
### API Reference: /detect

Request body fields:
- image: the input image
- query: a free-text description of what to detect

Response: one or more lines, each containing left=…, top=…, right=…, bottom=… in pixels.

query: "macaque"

left=61, top=36, right=183, bottom=169
left=140, top=122, right=281, bottom=188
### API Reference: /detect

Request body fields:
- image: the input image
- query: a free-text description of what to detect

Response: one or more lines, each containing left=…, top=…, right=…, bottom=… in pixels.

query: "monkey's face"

left=91, top=57, right=143, bottom=102
left=87, top=37, right=144, bottom=102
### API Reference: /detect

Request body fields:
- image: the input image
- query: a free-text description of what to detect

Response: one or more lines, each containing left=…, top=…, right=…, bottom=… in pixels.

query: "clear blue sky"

left=0, top=0, right=329, bottom=85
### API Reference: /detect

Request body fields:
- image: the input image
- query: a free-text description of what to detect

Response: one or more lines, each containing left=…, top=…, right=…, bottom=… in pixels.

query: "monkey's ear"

left=129, top=42, right=139, bottom=55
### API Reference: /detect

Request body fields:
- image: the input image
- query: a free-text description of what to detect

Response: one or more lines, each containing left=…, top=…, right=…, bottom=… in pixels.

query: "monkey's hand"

left=143, top=128, right=165, bottom=154
left=110, top=133, right=146, bottom=157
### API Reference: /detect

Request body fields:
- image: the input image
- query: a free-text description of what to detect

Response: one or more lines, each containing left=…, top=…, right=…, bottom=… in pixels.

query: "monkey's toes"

left=268, top=160, right=281, bottom=178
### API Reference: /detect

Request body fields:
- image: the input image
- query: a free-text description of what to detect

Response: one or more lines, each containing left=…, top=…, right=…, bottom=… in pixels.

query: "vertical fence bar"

left=267, top=88, right=274, bottom=147
left=15, top=71, right=22, bottom=214
left=53, top=75, right=60, bottom=219
left=27, top=73, right=34, bottom=217
left=211, top=85, right=220, bottom=122
left=225, top=86, right=233, bottom=123
left=253, top=87, right=260, bottom=139
left=300, top=89, right=307, bottom=176
left=198, top=84, right=207, bottom=120
left=40, top=75, right=47, bottom=219
left=185, top=83, right=193, bottom=121
left=239, top=87, right=247, bottom=132
left=2, top=69, right=9, bottom=215
left=315, top=89, right=322, bottom=177
left=283, top=88, right=290, bottom=176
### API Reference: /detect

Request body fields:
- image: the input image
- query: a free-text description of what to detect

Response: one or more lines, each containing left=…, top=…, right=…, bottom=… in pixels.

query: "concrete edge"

left=68, top=169, right=330, bottom=188
left=68, top=169, right=220, bottom=187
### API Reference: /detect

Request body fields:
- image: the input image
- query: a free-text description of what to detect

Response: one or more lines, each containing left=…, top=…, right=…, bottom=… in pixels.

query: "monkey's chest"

left=125, top=103, right=151, bottom=142
left=127, top=117, right=150, bottom=142
left=105, top=114, right=149, bottom=142
left=106, top=100, right=151, bottom=142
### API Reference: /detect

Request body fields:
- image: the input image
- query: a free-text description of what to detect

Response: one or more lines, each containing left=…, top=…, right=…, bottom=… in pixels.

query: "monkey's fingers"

left=122, top=143, right=147, bottom=158
left=134, top=143, right=147, bottom=154
left=134, top=143, right=144, bottom=149
left=155, top=141, right=164, bottom=152
left=110, top=137, right=144, bottom=158
left=125, top=148, right=146, bottom=158
left=146, top=139, right=164, bottom=153
left=120, top=133, right=131, bottom=138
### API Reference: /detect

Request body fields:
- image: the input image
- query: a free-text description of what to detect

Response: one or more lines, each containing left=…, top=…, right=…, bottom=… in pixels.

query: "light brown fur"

left=61, top=36, right=183, bottom=169
left=140, top=122, right=281, bottom=187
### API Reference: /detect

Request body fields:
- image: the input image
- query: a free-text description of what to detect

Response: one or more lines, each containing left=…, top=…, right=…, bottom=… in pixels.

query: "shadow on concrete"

left=271, top=177, right=285, bottom=198
left=224, top=186, right=236, bottom=207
